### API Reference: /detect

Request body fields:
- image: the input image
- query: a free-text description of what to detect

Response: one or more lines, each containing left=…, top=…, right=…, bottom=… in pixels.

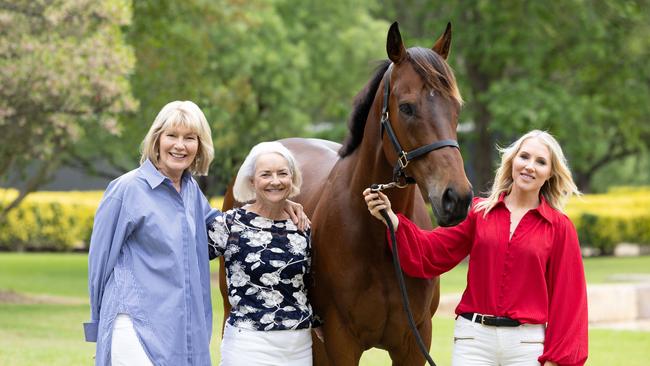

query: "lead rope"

left=370, top=183, right=437, bottom=366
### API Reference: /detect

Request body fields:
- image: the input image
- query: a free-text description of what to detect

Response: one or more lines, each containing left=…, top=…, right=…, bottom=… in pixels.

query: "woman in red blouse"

left=363, top=130, right=587, bottom=366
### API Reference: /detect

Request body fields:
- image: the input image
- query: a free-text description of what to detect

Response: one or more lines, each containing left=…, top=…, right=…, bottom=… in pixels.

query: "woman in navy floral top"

left=208, top=141, right=317, bottom=365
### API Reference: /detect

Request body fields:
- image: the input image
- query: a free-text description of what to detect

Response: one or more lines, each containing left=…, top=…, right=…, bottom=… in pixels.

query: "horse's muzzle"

left=435, top=187, right=473, bottom=227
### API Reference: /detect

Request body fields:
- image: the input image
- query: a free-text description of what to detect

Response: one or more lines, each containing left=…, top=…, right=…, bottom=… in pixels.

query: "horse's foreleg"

left=317, top=310, right=363, bottom=366
left=388, top=319, right=432, bottom=366
left=312, top=331, right=331, bottom=366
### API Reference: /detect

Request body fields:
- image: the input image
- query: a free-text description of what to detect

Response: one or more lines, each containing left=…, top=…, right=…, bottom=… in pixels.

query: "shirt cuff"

left=84, top=321, right=98, bottom=342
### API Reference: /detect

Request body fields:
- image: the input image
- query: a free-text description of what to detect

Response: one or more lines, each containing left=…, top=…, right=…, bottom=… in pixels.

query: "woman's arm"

left=284, top=200, right=310, bottom=231
left=538, top=217, right=588, bottom=366
left=363, top=189, right=476, bottom=278
left=85, top=196, right=134, bottom=342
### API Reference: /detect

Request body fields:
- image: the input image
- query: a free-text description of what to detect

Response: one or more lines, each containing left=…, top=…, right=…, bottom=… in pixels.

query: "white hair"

left=233, top=141, right=302, bottom=202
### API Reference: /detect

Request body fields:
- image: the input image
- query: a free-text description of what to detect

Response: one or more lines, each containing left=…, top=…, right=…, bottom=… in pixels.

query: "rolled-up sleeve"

left=390, top=206, right=476, bottom=279
left=539, top=217, right=588, bottom=366
left=85, top=196, right=134, bottom=342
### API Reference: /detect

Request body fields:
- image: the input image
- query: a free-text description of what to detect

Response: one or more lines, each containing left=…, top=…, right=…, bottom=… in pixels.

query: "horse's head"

left=382, top=22, right=473, bottom=227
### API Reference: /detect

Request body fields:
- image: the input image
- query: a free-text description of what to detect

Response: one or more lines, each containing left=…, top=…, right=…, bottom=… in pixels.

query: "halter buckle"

left=397, top=151, right=409, bottom=169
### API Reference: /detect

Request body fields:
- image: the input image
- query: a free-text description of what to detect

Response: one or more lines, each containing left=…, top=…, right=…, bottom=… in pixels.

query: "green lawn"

left=1, top=253, right=649, bottom=365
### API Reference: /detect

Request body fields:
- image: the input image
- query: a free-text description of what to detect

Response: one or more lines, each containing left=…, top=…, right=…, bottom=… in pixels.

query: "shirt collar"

left=497, top=192, right=554, bottom=223
left=536, top=195, right=555, bottom=223
left=140, top=159, right=192, bottom=190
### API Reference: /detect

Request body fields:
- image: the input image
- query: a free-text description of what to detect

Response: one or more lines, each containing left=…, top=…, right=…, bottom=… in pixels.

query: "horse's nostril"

left=442, top=187, right=459, bottom=214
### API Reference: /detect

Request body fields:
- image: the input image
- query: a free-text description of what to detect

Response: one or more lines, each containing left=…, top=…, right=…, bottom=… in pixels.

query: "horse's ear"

left=386, top=21, right=407, bottom=64
left=432, top=22, right=452, bottom=60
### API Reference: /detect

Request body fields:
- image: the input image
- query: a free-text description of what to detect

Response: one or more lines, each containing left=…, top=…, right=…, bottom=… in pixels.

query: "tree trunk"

left=465, top=60, right=495, bottom=193
left=574, top=171, right=592, bottom=193
left=472, top=104, right=494, bottom=193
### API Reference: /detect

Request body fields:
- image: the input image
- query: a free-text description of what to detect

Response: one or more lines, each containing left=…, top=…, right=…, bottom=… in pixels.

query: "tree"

left=0, top=0, right=136, bottom=218
left=275, top=0, right=387, bottom=126
left=534, top=1, right=650, bottom=191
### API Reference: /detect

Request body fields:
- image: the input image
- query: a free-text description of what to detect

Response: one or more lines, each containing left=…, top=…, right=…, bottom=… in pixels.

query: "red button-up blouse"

left=391, top=195, right=588, bottom=366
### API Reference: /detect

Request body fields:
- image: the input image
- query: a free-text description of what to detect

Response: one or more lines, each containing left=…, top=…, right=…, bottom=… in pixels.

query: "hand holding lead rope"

left=363, top=185, right=399, bottom=230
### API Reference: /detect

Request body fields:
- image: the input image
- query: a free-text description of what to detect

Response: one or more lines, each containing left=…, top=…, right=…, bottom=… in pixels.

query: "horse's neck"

left=344, top=106, right=417, bottom=216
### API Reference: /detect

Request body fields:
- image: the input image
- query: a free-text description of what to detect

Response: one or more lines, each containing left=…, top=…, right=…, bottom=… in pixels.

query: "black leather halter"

left=380, top=64, right=460, bottom=186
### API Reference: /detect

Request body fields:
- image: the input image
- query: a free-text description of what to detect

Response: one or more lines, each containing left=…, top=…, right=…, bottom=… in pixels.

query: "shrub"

left=0, top=189, right=100, bottom=251
left=566, top=186, right=650, bottom=254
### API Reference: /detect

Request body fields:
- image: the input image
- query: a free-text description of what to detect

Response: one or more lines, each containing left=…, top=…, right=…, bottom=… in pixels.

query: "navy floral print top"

left=208, top=207, right=315, bottom=331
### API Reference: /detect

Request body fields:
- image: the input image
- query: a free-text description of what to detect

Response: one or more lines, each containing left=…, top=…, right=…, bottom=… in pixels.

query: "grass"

left=1, top=253, right=649, bottom=365
left=0, top=304, right=95, bottom=365
left=0, top=253, right=88, bottom=298
left=582, top=256, right=650, bottom=283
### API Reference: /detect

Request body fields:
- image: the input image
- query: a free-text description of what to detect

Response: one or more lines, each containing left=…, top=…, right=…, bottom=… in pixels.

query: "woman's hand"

left=543, top=362, right=558, bottom=366
left=284, top=200, right=310, bottom=231
left=362, top=188, right=399, bottom=230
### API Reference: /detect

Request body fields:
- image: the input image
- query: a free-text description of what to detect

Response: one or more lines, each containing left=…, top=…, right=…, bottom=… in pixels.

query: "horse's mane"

left=338, top=47, right=462, bottom=158
left=338, top=60, right=391, bottom=158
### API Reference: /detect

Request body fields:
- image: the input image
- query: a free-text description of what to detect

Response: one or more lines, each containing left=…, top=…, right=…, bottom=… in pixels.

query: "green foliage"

left=591, top=154, right=650, bottom=193
left=0, top=0, right=136, bottom=190
left=0, top=189, right=98, bottom=251
left=566, top=187, right=650, bottom=253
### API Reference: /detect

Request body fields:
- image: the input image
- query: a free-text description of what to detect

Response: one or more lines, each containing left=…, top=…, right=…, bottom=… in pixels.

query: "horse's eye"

left=399, top=103, right=415, bottom=117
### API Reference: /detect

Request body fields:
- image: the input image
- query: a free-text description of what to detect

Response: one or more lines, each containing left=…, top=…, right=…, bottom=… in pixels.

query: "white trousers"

left=220, top=323, right=312, bottom=366
left=452, top=315, right=545, bottom=366
left=111, top=314, right=153, bottom=366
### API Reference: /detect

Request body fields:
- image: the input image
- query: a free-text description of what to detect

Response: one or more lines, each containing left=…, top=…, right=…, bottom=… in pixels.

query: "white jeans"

left=220, top=323, right=312, bottom=366
left=111, top=314, right=153, bottom=366
left=452, top=315, right=545, bottom=366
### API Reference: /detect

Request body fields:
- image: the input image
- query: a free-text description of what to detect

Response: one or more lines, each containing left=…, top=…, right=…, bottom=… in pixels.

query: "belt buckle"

left=480, top=314, right=495, bottom=326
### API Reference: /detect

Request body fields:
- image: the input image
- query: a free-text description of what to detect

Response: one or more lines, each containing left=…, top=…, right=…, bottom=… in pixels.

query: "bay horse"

left=220, top=22, right=473, bottom=365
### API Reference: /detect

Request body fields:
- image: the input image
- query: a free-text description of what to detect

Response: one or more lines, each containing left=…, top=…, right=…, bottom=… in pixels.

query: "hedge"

left=1, top=187, right=648, bottom=254
left=0, top=189, right=100, bottom=251
left=566, top=187, right=650, bottom=254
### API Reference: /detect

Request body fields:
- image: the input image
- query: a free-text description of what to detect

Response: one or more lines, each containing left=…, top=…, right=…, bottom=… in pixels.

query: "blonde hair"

left=140, top=101, right=214, bottom=176
left=475, top=130, right=580, bottom=215
left=233, top=141, right=302, bottom=203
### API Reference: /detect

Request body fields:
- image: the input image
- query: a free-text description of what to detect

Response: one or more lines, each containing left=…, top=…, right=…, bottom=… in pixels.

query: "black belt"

left=460, top=313, right=521, bottom=327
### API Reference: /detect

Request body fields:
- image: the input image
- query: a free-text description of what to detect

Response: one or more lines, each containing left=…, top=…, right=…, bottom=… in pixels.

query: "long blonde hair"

left=475, top=130, right=580, bottom=215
